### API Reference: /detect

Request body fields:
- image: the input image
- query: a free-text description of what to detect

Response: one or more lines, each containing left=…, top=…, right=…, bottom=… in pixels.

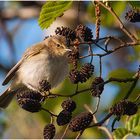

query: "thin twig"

left=92, top=97, right=100, bottom=115
left=94, top=41, right=108, bottom=52
left=134, top=94, right=140, bottom=103
left=50, top=77, right=137, bottom=98
left=99, top=56, right=102, bottom=77
left=84, top=97, right=100, bottom=115
left=61, top=124, right=69, bottom=139
left=93, top=36, right=124, bottom=43
left=79, top=41, right=140, bottom=59
left=99, top=126, right=114, bottom=139
left=76, top=129, right=85, bottom=139
left=111, top=116, right=120, bottom=132
left=88, top=113, right=113, bottom=128
left=51, top=88, right=91, bottom=98
left=41, top=108, right=57, bottom=117
left=93, top=115, right=98, bottom=123
left=84, top=104, right=93, bottom=113
left=50, top=115, right=54, bottom=124
left=92, top=113, right=113, bottom=139
left=88, top=44, right=93, bottom=63
left=94, top=1, right=137, bottom=42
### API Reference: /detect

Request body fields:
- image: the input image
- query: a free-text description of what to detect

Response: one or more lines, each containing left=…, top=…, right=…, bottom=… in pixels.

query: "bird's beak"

left=65, top=49, right=72, bottom=52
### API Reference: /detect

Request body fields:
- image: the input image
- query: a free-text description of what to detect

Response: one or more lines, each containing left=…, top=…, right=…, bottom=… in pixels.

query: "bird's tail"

left=0, top=88, right=15, bottom=109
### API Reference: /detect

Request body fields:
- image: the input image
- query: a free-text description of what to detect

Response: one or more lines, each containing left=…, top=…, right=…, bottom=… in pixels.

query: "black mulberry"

left=57, top=110, right=72, bottom=126
left=75, top=24, right=93, bottom=42
left=55, top=26, right=76, bottom=41
left=90, top=77, right=104, bottom=97
left=61, top=99, right=76, bottom=112
left=69, top=69, right=81, bottom=84
left=80, top=63, right=94, bottom=83
left=16, top=88, right=43, bottom=112
left=69, top=112, right=93, bottom=132
left=110, top=100, right=138, bottom=116
left=43, top=123, right=55, bottom=139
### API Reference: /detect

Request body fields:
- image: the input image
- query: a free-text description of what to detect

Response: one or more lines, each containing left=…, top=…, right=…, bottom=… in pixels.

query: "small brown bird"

left=0, top=35, right=71, bottom=108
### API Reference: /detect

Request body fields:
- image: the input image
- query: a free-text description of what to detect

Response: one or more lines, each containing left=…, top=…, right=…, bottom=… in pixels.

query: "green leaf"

left=128, top=1, right=140, bottom=9
left=126, top=114, right=140, bottom=136
left=38, top=1, right=73, bottom=29
left=133, top=126, right=140, bottom=135
left=113, top=128, right=129, bottom=139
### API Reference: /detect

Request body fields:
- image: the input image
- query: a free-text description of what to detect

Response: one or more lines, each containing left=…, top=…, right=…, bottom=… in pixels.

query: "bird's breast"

left=18, top=53, right=68, bottom=91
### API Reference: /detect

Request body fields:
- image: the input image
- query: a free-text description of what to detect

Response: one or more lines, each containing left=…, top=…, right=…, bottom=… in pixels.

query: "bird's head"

left=44, top=35, right=71, bottom=57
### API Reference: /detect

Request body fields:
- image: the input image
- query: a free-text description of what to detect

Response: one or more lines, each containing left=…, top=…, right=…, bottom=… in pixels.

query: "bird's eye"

left=57, top=44, right=60, bottom=47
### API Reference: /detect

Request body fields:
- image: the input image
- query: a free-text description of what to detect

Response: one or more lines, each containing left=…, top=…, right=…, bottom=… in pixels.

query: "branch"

left=88, top=113, right=113, bottom=128
left=79, top=41, right=140, bottom=58
left=41, top=108, right=57, bottom=117
left=49, top=77, right=137, bottom=98
left=93, top=1, right=138, bottom=42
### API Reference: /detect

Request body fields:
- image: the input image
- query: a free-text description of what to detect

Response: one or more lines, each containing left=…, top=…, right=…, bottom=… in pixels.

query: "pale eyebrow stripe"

left=52, top=37, right=66, bottom=48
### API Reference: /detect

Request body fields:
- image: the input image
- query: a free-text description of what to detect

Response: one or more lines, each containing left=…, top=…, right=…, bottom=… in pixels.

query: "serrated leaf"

left=113, top=128, right=129, bottom=139
left=126, top=114, right=140, bottom=136
left=38, top=1, right=73, bottom=29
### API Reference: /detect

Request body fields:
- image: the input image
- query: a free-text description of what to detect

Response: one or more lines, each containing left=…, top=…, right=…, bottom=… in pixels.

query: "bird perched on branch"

left=0, top=35, right=71, bottom=108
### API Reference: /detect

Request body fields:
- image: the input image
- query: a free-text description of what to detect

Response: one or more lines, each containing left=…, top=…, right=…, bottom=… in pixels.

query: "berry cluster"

left=69, top=111, right=93, bottom=132
left=16, top=87, right=44, bottom=113
left=69, top=63, right=94, bottom=84
left=55, top=26, right=76, bottom=42
left=125, top=9, right=140, bottom=22
left=75, top=24, right=93, bottom=42
left=57, top=110, right=72, bottom=126
left=43, top=123, right=55, bottom=139
left=55, top=24, right=93, bottom=43
left=110, top=100, right=138, bottom=116
left=61, top=98, right=76, bottom=112
left=16, top=80, right=52, bottom=113
left=90, top=77, right=104, bottom=97
left=57, top=98, right=76, bottom=126
left=43, top=99, right=76, bottom=139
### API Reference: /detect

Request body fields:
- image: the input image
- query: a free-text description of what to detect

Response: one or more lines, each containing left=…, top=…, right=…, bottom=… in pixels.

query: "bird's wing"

left=2, top=59, right=23, bottom=86
left=2, top=42, right=46, bottom=86
left=23, top=42, right=45, bottom=59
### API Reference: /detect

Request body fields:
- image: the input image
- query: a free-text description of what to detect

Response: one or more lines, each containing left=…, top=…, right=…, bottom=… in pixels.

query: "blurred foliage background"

left=0, top=1, right=140, bottom=139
